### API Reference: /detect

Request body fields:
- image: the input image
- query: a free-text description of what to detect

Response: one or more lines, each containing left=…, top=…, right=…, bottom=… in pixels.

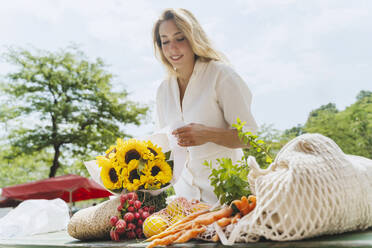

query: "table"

left=1, top=228, right=372, bottom=248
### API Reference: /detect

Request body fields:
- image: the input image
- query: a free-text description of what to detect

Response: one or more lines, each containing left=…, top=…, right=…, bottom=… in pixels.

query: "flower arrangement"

left=96, top=138, right=173, bottom=192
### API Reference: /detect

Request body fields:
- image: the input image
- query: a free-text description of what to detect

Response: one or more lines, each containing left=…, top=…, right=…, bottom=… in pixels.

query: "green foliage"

left=205, top=118, right=275, bottom=205
left=137, top=191, right=168, bottom=212
left=233, top=118, right=273, bottom=169
left=0, top=46, right=148, bottom=178
left=204, top=158, right=250, bottom=205
left=0, top=145, right=51, bottom=188
left=303, top=91, right=372, bottom=158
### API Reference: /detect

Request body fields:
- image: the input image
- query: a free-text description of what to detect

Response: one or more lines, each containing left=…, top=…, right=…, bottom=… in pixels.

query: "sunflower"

left=105, top=145, right=116, bottom=158
left=98, top=157, right=123, bottom=190
left=143, top=160, right=172, bottom=189
left=144, top=141, right=166, bottom=161
left=116, top=139, right=152, bottom=166
left=113, top=138, right=126, bottom=167
left=122, top=160, right=146, bottom=191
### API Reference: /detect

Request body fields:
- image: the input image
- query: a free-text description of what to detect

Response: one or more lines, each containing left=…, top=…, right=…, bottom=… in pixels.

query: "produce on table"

left=143, top=215, right=169, bottom=238
left=145, top=195, right=256, bottom=248
left=142, top=197, right=211, bottom=239
left=109, top=192, right=155, bottom=241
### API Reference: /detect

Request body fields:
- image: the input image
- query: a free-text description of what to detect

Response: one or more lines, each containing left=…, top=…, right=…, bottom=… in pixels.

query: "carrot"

left=192, top=212, right=216, bottom=226
left=217, top=217, right=232, bottom=227
left=241, top=195, right=256, bottom=215
left=145, top=209, right=209, bottom=241
left=231, top=213, right=241, bottom=224
left=231, top=199, right=242, bottom=211
left=194, top=207, right=233, bottom=226
left=247, top=195, right=256, bottom=212
left=147, top=207, right=232, bottom=244
left=241, top=196, right=249, bottom=205
left=146, top=231, right=184, bottom=248
left=231, top=196, right=249, bottom=215
left=212, top=234, right=220, bottom=242
left=168, top=209, right=209, bottom=229
left=211, top=207, right=233, bottom=221
left=173, top=225, right=207, bottom=243
left=145, top=222, right=193, bottom=241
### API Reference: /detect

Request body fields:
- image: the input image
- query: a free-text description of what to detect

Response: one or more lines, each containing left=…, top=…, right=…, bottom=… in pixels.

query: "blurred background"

left=0, top=0, right=371, bottom=191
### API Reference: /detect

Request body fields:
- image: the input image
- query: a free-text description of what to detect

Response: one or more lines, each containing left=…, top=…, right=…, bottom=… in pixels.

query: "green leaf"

left=0, top=46, right=149, bottom=177
left=165, top=151, right=171, bottom=161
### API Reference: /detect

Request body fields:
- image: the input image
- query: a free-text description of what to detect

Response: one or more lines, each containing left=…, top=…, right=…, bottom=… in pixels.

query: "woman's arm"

left=172, top=123, right=248, bottom=148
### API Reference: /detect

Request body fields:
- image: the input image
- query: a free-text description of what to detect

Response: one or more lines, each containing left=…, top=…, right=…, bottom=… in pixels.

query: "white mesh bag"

left=226, top=133, right=372, bottom=244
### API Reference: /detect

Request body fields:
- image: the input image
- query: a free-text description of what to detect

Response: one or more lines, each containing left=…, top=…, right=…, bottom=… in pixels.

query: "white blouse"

left=155, top=59, right=258, bottom=204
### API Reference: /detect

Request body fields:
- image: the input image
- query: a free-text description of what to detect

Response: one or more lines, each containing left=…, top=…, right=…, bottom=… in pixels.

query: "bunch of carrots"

left=145, top=195, right=256, bottom=248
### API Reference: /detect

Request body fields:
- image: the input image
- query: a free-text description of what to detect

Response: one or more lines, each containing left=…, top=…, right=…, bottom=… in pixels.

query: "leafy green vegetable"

left=233, top=118, right=273, bottom=169
left=204, top=158, right=250, bottom=205
left=205, top=118, right=274, bottom=205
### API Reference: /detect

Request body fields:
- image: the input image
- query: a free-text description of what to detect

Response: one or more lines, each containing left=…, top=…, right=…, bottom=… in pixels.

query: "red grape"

left=115, top=219, right=126, bottom=234
left=127, top=222, right=136, bottom=231
left=110, top=228, right=120, bottom=241
left=135, top=227, right=143, bottom=238
left=141, top=211, right=150, bottom=220
left=138, top=208, right=144, bottom=215
left=117, top=204, right=123, bottom=212
left=123, top=212, right=134, bottom=223
left=134, top=212, right=141, bottom=219
left=149, top=206, right=155, bottom=213
left=109, top=216, right=119, bottom=226
left=126, top=230, right=136, bottom=239
left=120, top=194, right=128, bottom=205
left=127, top=192, right=138, bottom=200
left=134, top=200, right=142, bottom=209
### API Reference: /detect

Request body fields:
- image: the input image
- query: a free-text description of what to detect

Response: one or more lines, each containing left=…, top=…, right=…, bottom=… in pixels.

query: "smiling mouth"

left=170, top=55, right=183, bottom=61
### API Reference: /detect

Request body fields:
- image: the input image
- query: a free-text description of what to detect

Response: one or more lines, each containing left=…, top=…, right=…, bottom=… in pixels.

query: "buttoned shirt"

left=155, top=59, right=258, bottom=204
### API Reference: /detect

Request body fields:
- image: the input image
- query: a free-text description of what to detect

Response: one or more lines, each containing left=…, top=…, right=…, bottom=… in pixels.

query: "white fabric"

left=155, top=59, right=258, bottom=204
left=224, top=133, right=372, bottom=243
left=0, top=199, right=70, bottom=238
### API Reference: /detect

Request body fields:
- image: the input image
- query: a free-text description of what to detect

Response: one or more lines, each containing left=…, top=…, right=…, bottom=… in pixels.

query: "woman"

left=153, top=8, right=258, bottom=204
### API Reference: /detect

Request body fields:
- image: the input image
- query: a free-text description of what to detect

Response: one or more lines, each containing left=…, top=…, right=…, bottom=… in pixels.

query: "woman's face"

left=159, top=20, right=195, bottom=71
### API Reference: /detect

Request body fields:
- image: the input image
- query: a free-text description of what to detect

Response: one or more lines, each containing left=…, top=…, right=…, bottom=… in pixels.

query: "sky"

left=1, top=0, right=371, bottom=137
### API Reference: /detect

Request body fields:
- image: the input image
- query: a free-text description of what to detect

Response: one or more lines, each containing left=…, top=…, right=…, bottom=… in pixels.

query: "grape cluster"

left=109, top=192, right=155, bottom=241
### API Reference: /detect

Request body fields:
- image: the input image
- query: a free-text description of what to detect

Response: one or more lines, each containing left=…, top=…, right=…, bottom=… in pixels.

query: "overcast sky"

left=1, top=0, right=371, bottom=137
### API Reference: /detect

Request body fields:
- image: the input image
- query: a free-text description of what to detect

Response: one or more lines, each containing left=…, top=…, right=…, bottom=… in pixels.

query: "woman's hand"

left=172, top=123, right=210, bottom=147
left=172, top=123, right=249, bottom=148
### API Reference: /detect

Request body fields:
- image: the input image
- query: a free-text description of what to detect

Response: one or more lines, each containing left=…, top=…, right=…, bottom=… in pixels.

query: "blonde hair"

left=152, top=8, right=227, bottom=76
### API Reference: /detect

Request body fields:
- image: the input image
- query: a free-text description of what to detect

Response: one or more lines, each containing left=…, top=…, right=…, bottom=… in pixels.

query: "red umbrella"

left=0, top=174, right=112, bottom=204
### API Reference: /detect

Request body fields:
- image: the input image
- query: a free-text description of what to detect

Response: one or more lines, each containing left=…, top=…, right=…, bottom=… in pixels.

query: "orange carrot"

left=146, top=231, right=184, bottom=248
left=194, top=207, right=233, bottom=225
left=248, top=195, right=256, bottom=212
left=231, top=213, right=241, bottom=224
left=168, top=209, right=209, bottom=228
left=217, top=217, right=232, bottom=227
left=145, top=222, right=193, bottom=241
left=173, top=225, right=206, bottom=243
left=241, top=195, right=256, bottom=215
left=232, top=196, right=250, bottom=215
left=146, top=209, right=209, bottom=241
left=212, top=234, right=220, bottom=242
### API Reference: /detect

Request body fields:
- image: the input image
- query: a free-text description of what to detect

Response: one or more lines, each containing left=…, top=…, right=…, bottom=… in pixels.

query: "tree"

left=302, top=91, right=372, bottom=158
left=0, top=145, right=51, bottom=188
left=356, top=90, right=372, bottom=101
left=0, top=47, right=148, bottom=177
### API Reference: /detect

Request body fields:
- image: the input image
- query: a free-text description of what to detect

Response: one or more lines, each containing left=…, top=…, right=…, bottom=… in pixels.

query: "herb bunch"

left=205, top=118, right=274, bottom=205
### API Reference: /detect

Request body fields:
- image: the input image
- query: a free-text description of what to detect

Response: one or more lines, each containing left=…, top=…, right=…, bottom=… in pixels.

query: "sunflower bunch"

left=96, top=138, right=173, bottom=192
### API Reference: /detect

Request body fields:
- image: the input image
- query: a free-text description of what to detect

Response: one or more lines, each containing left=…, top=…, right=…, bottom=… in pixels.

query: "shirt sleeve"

left=215, top=67, right=258, bottom=134
left=155, top=84, right=165, bottom=131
